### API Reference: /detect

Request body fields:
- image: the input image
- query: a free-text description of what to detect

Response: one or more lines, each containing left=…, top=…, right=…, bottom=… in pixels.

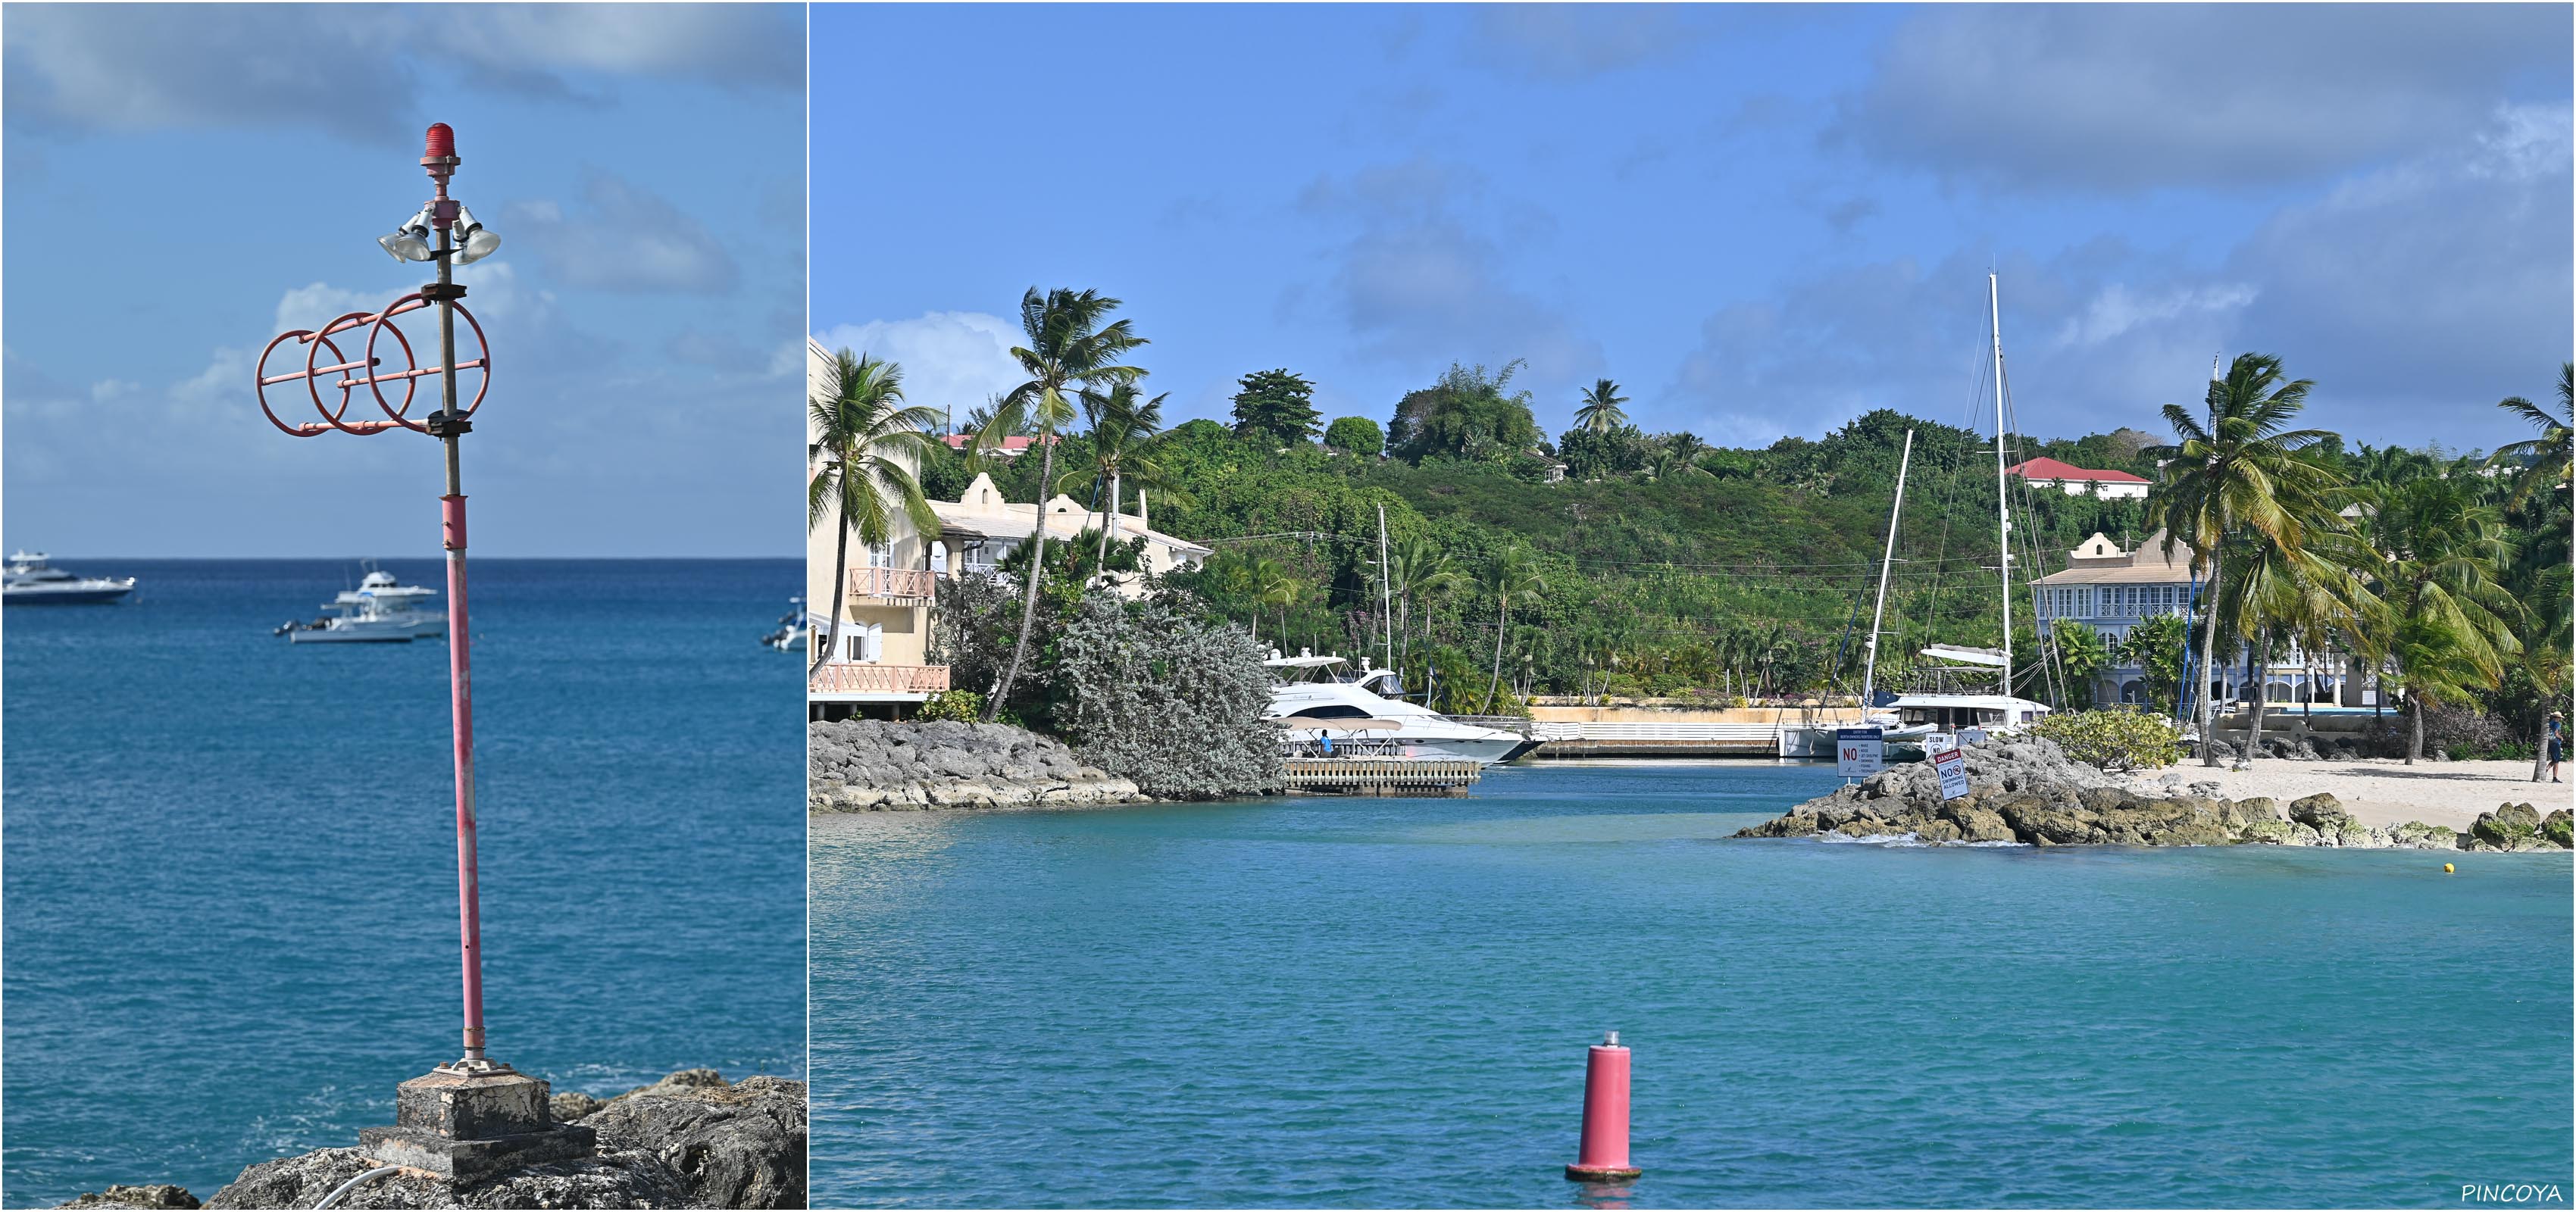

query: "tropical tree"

left=986, top=287, right=1148, bottom=718
left=1058, top=382, right=1184, bottom=567
left=1249, top=555, right=1300, bottom=650
left=2510, top=561, right=2573, bottom=782
left=2490, top=361, right=2574, bottom=504
left=2116, top=612, right=2190, bottom=714
left=1323, top=415, right=1384, bottom=456
left=1573, top=378, right=1630, bottom=435
left=1230, top=368, right=1321, bottom=445
left=2153, top=353, right=2347, bottom=765
left=1390, top=361, right=1540, bottom=464
left=2213, top=526, right=2381, bottom=765
left=1388, top=534, right=1462, bottom=674
left=1481, top=545, right=1547, bottom=712
left=808, top=349, right=942, bottom=673
left=2050, top=622, right=2111, bottom=708
left=2363, top=461, right=2523, bottom=762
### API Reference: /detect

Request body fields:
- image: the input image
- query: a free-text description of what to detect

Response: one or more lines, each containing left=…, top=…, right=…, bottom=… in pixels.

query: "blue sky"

left=4, top=3, right=805, bottom=557
left=813, top=3, right=2571, bottom=455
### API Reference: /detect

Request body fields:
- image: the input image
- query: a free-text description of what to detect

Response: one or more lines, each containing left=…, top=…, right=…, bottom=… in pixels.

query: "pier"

left=1285, top=756, right=1484, bottom=795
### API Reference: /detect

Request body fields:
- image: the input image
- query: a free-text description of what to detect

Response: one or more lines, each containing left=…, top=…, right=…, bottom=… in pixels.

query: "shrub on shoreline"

left=2029, top=708, right=2186, bottom=771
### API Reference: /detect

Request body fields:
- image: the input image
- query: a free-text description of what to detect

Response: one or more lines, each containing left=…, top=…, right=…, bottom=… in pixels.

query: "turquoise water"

left=4, top=559, right=806, bottom=1205
left=811, top=764, right=2573, bottom=1208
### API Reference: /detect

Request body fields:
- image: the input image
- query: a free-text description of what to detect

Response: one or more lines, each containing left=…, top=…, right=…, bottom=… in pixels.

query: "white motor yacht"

left=277, top=566, right=445, bottom=643
left=761, top=597, right=808, bottom=651
left=1265, top=651, right=1534, bottom=763
left=3, top=551, right=137, bottom=604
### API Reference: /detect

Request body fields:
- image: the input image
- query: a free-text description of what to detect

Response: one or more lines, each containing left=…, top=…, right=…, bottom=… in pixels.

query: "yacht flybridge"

left=275, top=566, right=445, bottom=643
left=3, top=551, right=137, bottom=604
left=1265, top=651, right=1535, bottom=763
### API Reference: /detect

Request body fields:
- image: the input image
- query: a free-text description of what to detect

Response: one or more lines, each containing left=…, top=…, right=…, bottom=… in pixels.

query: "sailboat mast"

left=1377, top=502, right=1393, bottom=676
left=1990, top=273, right=2013, bottom=696
left=1862, top=428, right=1915, bottom=708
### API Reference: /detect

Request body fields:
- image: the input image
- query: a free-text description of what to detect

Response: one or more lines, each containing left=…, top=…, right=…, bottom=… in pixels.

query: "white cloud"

left=2053, top=283, right=2257, bottom=349
left=502, top=173, right=738, bottom=295
left=1834, top=5, right=2568, bottom=191
left=812, top=312, right=1027, bottom=420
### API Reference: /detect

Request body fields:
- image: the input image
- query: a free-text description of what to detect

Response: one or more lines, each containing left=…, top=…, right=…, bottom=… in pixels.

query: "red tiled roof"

left=939, top=433, right=1056, bottom=452
left=2006, top=456, right=2149, bottom=484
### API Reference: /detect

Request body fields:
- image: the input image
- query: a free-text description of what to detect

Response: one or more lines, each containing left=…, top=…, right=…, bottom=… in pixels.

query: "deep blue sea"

left=4, top=559, right=807, bottom=1206
left=813, top=763, right=2574, bottom=1209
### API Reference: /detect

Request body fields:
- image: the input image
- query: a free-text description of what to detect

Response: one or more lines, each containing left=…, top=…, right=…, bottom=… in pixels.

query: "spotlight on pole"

left=379, top=205, right=439, bottom=262
left=452, top=205, right=502, bottom=265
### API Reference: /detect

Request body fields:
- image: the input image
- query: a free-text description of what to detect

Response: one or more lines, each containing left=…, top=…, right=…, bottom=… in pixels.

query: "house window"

left=844, top=623, right=884, bottom=663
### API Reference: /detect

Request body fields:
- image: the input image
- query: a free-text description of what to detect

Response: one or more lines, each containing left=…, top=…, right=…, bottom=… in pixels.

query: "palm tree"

left=1250, top=556, right=1300, bottom=650
left=2215, top=526, right=2381, bottom=765
left=2363, top=462, right=2523, bottom=763
left=2511, top=561, right=2572, bottom=782
left=985, top=287, right=1148, bottom=718
left=1481, top=545, right=1546, bottom=712
left=2490, top=361, right=2574, bottom=504
left=1573, top=379, right=1630, bottom=435
left=2050, top=623, right=2111, bottom=708
left=1388, top=535, right=1462, bottom=676
left=2153, top=353, right=2346, bottom=765
left=808, top=349, right=943, bottom=674
left=1056, top=382, right=1184, bottom=569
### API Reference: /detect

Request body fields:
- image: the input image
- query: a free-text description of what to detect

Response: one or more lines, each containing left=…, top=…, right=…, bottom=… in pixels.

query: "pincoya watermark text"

left=2460, top=1182, right=2567, bottom=1204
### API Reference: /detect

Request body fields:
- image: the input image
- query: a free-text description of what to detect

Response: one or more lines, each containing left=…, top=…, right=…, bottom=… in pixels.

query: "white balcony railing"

left=808, top=663, right=951, bottom=696
left=847, top=566, right=937, bottom=601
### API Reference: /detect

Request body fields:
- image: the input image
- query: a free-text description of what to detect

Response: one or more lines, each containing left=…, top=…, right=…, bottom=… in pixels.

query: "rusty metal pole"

left=417, top=123, right=494, bottom=1075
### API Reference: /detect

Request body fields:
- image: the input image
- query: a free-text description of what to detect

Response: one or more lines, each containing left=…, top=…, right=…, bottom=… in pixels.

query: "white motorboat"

left=3, top=551, right=137, bottom=604
left=1265, top=651, right=1533, bottom=763
left=761, top=597, right=808, bottom=651
left=277, top=566, right=444, bottom=643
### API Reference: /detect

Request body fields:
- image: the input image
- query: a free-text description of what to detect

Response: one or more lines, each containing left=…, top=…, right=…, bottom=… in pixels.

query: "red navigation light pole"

left=257, top=122, right=504, bottom=1076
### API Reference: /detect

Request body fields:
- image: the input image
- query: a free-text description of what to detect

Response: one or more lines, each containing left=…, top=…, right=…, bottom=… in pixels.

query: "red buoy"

left=1565, top=1030, right=1642, bottom=1182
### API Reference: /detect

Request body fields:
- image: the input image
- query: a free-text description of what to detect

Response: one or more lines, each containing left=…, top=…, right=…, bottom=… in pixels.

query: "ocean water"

left=812, top=763, right=2574, bottom=1209
left=3, top=559, right=807, bottom=1205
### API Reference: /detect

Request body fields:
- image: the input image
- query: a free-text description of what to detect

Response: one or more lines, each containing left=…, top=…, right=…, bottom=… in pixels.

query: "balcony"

left=847, top=566, right=937, bottom=602
left=808, top=663, right=951, bottom=698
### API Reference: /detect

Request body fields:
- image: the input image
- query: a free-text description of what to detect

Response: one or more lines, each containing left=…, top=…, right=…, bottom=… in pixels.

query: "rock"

left=2387, top=820, right=2460, bottom=850
left=1940, top=802, right=2019, bottom=844
left=2544, top=809, right=2573, bottom=848
left=810, top=720, right=1151, bottom=812
left=2469, top=802, right=2544, bottom=851
left=550, top=1092, right=607, bottom=1124
left=2287, top=793, right=2352, bottom=829
left=207, top=1147, right=689, bottom=1210
left=583, top=1074, right=806, bottom=1210
left=2157, top=773, right=2187, bottom=789
left=1915, top=819, right=1964, bottom=843
left=2237, top=818, right=2298, bottom=845
left=2206, top=740, right=2237, bottom=761
left=55, top=1185, right=199, bottom=1209
left=2234, top=796, right=2281, bottom=822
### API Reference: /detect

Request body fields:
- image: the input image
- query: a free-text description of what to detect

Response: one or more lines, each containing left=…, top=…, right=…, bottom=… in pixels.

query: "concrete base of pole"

left=358, top=1070, right=594, bottom=1182
left=1565, top=1164, right=1644, bottom=1182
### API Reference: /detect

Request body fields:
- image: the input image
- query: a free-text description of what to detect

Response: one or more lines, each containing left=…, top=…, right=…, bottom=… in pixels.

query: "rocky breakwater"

left=810, top=719, right=1149, bottom=811
left=58, top=1069, right=804, bottom=1210
left=1735, top=736, right=2571, bottom=851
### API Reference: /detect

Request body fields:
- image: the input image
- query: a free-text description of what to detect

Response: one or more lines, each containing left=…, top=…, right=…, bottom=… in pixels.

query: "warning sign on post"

left=1926, top=732, right=1958, bottom=755
left=1932, top=746, right=1971, bottom=799
left=1836, top=727, right=1884, bottom=777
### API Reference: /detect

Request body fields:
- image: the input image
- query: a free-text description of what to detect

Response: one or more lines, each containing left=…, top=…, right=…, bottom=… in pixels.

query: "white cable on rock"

left=314, top=1164, right=401, bottom=1209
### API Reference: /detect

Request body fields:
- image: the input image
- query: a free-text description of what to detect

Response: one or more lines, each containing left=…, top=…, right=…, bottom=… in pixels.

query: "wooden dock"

left=1285, top=756, right=1483, bottom=796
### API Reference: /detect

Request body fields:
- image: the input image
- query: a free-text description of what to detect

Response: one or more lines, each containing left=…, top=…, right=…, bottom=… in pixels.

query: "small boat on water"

left=275, top=565, right=444, bottom=643
left=3, top=551, right=137, bottom=604
left=1265, top=651, right=1534, bottom=763
left=761, top=597, right=808, bottom=651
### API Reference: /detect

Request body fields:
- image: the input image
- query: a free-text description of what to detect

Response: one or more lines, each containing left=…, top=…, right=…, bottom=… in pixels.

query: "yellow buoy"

left=2443, top=863, right=2456, bottom=873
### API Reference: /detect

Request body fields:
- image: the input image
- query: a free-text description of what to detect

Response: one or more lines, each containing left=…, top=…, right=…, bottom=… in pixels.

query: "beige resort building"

left=805, top=340, right=1211, bottom=716
left=2031, top=529, right=2378, bottom=709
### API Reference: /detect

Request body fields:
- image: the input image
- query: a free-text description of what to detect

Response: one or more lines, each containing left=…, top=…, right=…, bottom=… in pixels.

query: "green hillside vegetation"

left=889, top=289, right=2571, bottom=760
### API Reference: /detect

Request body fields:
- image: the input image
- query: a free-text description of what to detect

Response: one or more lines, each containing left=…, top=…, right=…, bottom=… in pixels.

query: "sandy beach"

left=2168, top=758, right=2575, bottom=829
